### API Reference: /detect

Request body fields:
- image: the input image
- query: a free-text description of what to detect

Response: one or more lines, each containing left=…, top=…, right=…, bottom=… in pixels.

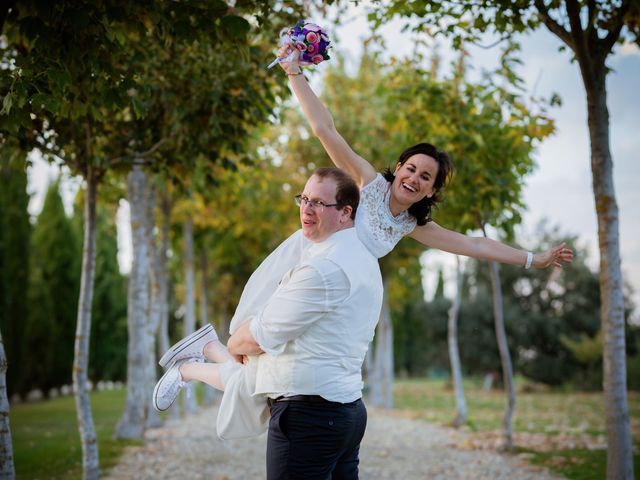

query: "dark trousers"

left=266, top=397, right=367, bottom=480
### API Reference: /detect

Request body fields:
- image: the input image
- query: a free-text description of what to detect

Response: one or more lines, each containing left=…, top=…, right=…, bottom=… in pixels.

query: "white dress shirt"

left=250, top=227, right=383, bottom=403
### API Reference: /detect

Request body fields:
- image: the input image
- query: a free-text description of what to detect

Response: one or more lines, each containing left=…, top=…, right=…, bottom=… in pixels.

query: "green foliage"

left=76, top=202, right=128, bottom=384
left=382, top=47, right=554, bottom=239
left=0, top=149, right=31, bottom=397
left=627, top=338, right=640, bottom=391
left=402, top=222, right=639, bottom=388
left=22, top=179, right=80, bottom=395
left=561, top=331, right=603, bottom=365
left=434, top=268, right=445, bottom=300
left=368, top=1, right=638, bottom=51
left=395, top=296, right=450, bottom=377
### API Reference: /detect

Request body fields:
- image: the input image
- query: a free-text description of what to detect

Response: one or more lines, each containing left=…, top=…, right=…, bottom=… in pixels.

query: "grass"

left=393, top=378, right=640, bottom=479
left=11, top=388, right=138, bottom=480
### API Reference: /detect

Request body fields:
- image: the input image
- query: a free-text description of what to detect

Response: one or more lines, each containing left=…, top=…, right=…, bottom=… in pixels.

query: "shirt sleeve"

left=249, top=260, right=350, bottom=356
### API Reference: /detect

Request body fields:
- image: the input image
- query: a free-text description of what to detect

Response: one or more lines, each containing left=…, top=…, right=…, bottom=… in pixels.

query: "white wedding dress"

left=216, top=174, right=416, bottom=439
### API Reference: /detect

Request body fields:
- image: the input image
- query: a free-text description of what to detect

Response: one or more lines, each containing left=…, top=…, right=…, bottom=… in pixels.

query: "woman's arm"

left=409, top=221, right=574, bottom=268
left=279, top=45, right=376, bottom=188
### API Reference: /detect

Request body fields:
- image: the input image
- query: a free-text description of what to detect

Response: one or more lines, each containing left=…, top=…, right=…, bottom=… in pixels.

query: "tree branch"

left=472, top=35, right=510, bottom=49
left=600, top=0, right=630, bottom=58
left=534, top=0, right=574, bottom=49
left=108, top=137, right=168, bottom=168
left=565, top=0, right=598, bottom=82
left=586, top=0, right=598, bottom=50
left=134, top=137, right=167, bottom=159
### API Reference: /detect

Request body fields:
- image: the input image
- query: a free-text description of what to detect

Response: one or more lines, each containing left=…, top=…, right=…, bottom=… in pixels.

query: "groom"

left=228, top=167, right=383, bottom=479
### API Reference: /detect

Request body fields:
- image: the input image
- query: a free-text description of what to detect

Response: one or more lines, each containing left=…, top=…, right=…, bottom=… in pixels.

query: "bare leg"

left=203, top=339, right=234, bottom=364
left=180, top=362, right=226, bottom=391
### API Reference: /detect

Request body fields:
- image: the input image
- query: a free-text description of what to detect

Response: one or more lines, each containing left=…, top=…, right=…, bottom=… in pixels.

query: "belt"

left=267, top=395, right=329, bottom=406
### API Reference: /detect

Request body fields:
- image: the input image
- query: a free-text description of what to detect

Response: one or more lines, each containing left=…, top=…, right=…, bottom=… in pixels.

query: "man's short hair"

left=313, top=167, right=359, bottom=220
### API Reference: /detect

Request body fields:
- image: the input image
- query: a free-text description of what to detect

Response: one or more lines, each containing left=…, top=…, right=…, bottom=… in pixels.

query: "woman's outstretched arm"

left=409, top=221, right=574, bottom=268
left=279, top=45, right=376, bottom=188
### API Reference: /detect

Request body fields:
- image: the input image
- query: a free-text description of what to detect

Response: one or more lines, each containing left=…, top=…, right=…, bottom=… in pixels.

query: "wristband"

left=286, top=70, right=303, bottom=76
left=524, top=251, right=533, bottom=269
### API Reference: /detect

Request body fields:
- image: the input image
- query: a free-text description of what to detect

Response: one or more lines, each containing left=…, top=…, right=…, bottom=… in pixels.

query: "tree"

left=0, top=150, right=30, bottom=398
left=381, top=46, right=553, bottom=446
left=2, top=3, right=304, bottom=470
left=0, top=328, right=14, bottom=478
left=448, top=256, right=467, bottom=427
left=24, top=178, right=80, bottom=395
left=1, top=4, right=225, bottom=475
left=370, top=1, right=637, bottom=473
left=83, top=203, right=127, bottom=385
left=115, top=166, right=151, bottom=439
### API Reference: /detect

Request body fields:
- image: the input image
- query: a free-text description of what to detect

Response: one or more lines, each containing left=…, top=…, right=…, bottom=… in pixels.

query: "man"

left=228, top=167, right=383, bottom=479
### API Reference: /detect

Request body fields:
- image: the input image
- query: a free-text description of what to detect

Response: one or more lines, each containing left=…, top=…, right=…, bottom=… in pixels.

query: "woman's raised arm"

left=279, top=45, right=376, bottom=188
left=409, top=221, right=574, bottom=268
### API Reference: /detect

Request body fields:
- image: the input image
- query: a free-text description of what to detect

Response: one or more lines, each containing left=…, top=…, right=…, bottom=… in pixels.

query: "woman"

left=152, top=43, right=573, bottom=438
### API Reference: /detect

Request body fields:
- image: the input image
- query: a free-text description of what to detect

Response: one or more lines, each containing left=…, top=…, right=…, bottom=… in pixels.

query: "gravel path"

left=105, top=405, right=562, bottom=479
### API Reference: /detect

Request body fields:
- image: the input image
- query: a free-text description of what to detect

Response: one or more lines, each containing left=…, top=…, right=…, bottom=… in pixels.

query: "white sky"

left=26, top=4, right=640, bottom=318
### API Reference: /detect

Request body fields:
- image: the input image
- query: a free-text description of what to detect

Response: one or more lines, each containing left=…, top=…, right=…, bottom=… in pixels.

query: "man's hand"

left=227, top=320, right=264, bottom=357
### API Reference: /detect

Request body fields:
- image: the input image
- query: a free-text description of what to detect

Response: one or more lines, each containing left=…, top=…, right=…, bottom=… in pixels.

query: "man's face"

left=299, top=175, right=345, bottom=243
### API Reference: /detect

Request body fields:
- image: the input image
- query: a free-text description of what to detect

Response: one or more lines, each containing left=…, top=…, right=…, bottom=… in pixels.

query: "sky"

left=27, top=3, right=640, bottom=317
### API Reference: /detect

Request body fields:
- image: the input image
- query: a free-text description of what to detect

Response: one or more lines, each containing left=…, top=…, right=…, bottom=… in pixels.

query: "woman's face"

left=391, top=153, right=439, bottom=207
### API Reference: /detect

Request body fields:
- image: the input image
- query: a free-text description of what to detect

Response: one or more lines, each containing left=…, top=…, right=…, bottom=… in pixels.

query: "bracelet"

left=286, top=71, right=303, bottom=76
left=524, top=251, right=533, bottom=269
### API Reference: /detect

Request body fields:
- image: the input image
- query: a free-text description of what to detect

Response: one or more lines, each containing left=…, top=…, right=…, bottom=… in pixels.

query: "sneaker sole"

left=158, top=324, right=214, bottom=368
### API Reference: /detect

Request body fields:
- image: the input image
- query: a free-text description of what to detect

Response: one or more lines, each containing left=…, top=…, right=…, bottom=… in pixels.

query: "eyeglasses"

left=294, top=194, right=339, bottom=212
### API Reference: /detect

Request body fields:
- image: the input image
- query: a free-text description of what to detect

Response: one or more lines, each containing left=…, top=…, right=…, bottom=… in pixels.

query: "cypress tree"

left=0, top=153, right=31, bottom=397
left=434, top=268, right=445, bottom=300
left=85, top=204, right=127, bottom=384
left=24, top=179, right=80, bottom=395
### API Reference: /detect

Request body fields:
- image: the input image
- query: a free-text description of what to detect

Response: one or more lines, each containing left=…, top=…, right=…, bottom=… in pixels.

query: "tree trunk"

left=584, top=68, right=633, bottom=480
left=145, top=181, right=163, bottom=429
left=370, top=281, right=393, bottom=408
left=448, top=256, right=467, bottom=428
left=199, top=250, right=217, bottom=406
left=0, top=329, right=15, bottom=479
left=73, top=168, right=99, bottom=479
left=157, top=190, right=171, bottom=357
left=115, top=165, right=150, bottom=439
left=487, top=258, right=515, bottom=450
left=182, top=217, right=198, bottom=413
left=158, top=191, right=180, bottom=421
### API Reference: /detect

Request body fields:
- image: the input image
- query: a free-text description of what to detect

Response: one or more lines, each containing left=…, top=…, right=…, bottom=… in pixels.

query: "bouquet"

left=268, top=21, right=331, bottom=69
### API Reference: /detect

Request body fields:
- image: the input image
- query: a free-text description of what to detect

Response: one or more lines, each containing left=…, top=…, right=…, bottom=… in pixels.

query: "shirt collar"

left=307, top=227, right=356, bottom=258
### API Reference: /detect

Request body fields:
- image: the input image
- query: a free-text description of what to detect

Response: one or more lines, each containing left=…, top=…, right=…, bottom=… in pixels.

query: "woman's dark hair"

left=314, top=167, right=360, bottom=220
left=382, top=143, right=453, bottom=226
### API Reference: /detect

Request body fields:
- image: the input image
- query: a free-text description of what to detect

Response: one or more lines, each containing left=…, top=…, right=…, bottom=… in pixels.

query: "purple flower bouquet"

left=268, top=20, right=331, bottom=69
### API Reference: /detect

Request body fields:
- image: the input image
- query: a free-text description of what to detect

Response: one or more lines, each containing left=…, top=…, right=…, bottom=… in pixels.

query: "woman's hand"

left=277, top=42, right=301, bottom=75
left=534, top=242, right=574, bottom=268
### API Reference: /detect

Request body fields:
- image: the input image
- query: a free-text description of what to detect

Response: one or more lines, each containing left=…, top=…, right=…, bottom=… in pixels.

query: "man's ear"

left=340, top=205, right=353, bottom=222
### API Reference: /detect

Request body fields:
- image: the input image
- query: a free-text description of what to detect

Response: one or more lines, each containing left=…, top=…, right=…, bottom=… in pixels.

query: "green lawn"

left=393, top=378, right=640, bottom=479
left=11, top=388, right=137, bottom=480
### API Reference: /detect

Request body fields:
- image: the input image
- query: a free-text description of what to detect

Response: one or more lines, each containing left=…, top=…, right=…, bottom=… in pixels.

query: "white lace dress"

left=216, top=173, right=416, bottom=439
